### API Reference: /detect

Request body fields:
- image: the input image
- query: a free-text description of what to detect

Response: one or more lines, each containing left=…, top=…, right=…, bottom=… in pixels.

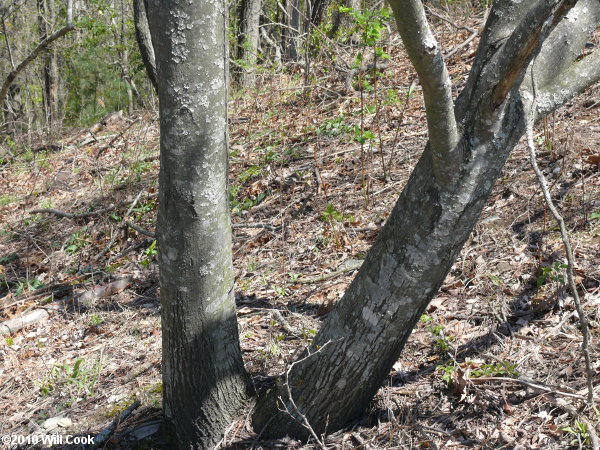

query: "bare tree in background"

left=237, top=0, right=263, bottom=88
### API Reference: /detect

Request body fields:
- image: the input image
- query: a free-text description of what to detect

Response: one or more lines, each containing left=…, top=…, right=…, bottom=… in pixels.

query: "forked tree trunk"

left=144, top=0, right=600, bottom=445
left=146, top=1, right=251, bottom=448
left=253, top=0, right=600, bottom=438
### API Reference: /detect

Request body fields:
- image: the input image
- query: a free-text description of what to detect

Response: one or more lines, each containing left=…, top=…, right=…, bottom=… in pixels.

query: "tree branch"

left=535, top=49, right=600, bottom=118
left=491, top=0, right=578, bottom=108
left=526, top=122, right=595, bottom=406
left=388, top=0, right=460, bottom=185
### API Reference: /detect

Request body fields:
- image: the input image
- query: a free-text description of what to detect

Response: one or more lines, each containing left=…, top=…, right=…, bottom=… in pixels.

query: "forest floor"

left=1, top=7, right=599, bottom=450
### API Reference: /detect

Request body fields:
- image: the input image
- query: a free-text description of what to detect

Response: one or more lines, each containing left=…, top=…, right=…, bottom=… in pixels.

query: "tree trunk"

left=119, top=0, right=133, bottom=115
left=146, top=1, right=252, bottom=448
left=253, top=0, right=599, bottom=439
left=330, top=0, right=360, bottom=39
left=133, top=0, right=156, bottom=91
left=310, top=0, right=331, bottom=28
left=238, top=0, right=263, bottom=88
left=282, top=0, right=300, bottom=61
left=38, top=0, right=60, bottom=128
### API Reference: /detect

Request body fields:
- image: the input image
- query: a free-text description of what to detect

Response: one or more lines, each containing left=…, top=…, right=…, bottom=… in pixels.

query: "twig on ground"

left=30, top=205, right=116, bottom=219
left=96, top=189, right=147, bottom=261
left=121, top=360, right=158, bottom=385
left=125, top=221, right=155, bottom=238
left=94, top=400, right=141, bottom=445
left=278, top=341, right=336, bottom=450
left=526, top=123, right=595, bottom=406
left=297, top=259, right=363, bottom=284
left=95, top=118, right=141, bottom=158
left=272, top=310, right=300, bottom=336
left=0, top=308, right=49, bottom=335
left=469, top=376, right=599, bottom=403
left=232, top=222, right=281, bottom=232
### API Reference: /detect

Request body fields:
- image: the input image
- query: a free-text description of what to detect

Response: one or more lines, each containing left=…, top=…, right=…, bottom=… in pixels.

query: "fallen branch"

left=272, top=310, right=300, bottom=336
left=469, top=376, right=600, bottom=403
left=125, top=220, right=155, bottom=238
left=95, top=400, right=141, bottom=445
left=0, top=274, right=92, bottom=309
left=96, top=190, right=148, bottom=260
left=0, top=308, right=49, bottom=335
left=95, top=117, right=141, bottom=158
left=30, top=205, right=116, bottom=219
left=29, top=192, right=158, bottom=220
left=526, top=123, right=595, bottom=406
left=296, top=259, right=363, bottom=284
left=232, top=222, right=281, bottom=232
left=75, top=277, right=131, bottom=308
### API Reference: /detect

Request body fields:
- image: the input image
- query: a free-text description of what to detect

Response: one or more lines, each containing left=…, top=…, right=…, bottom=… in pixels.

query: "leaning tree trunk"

left=146, top=1, right=252, bottom=448
left=133, top=0, right=156, bottom=91
left=253, top=0, right=600, bottom=439
left=238, top=0, right=263, bottom=88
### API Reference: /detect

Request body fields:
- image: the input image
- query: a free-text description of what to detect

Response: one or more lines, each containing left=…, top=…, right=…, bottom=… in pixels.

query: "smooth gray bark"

left=238, top=0, right=262, bottom=88
left=146, top=0, right=251, bottom=448
left=253, top=0, right=596, bottom=439
left=389, top=0, right=460, bottom=185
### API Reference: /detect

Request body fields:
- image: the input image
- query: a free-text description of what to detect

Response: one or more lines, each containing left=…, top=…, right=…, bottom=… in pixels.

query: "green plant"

left=339, top=6, right=391, bottom=56
left=562, top=420, right=591, bottom=446
left=353, top=126, right=375, bottom=145
left=273, top=285, right=287, bottom=297
left=537, top=261, right=568, bottom=287
left=436, top=363, right=456, bottom=386
left=132, top=199, right=156, bottom=218
left=140, top=240, right=158, bottom=267
left=0, top=194, right=17, bottom=207
left=15, top=278, right=44, bottom=295
left=89, top=314, right=104, bottom=326
left=317, top=117, right=353, bottom=137
left=260, top=336, right=284, bottom=359
left=39, top=357, right=102, bottom=402
left=261, top=147, right=282, bottom=164
left=423, top=318, right=455, bottom=353
left=230, top=185, right=268, bottom=216
left=5, top=336, right=14, bottom=345
left=469, top=361, right=519, bottom=378
left=247, top=260, right=258, bottom=273
left=0, top=253, right=18, bottom=264
left=288, top=272, right=300, bottom=282
left=239, top=165, right=262, bottom=183
left=590, top=211, right=600, bottom=220
left=320, top=203, right=354, bottom=224
left=66, top=228, right=90, bottom=254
